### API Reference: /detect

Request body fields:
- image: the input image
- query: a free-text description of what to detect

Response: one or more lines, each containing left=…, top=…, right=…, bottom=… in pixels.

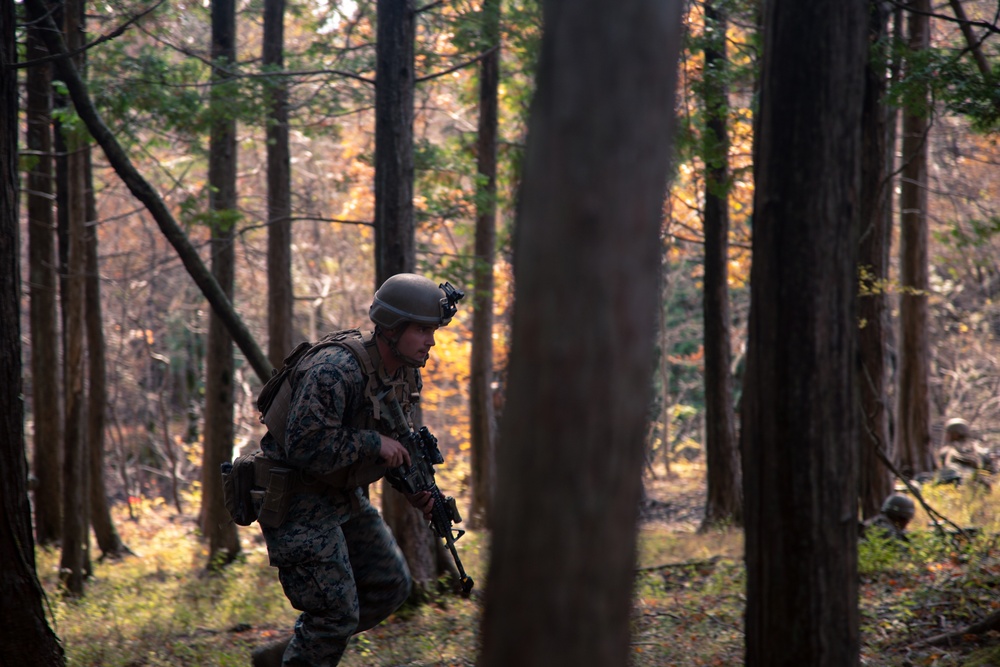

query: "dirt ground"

left=639, top=460, right=711, bottom=532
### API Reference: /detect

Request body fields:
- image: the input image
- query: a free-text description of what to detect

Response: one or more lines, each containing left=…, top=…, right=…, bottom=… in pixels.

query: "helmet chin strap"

left=377, top=326, right=426, bottom=369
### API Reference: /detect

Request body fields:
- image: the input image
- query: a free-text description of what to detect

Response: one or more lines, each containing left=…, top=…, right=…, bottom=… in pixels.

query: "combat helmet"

left=881, top=494, right=915, bottom=523
left=945, top=417, right=971, bottom=440
left=369, top=273, right=463, bottom=330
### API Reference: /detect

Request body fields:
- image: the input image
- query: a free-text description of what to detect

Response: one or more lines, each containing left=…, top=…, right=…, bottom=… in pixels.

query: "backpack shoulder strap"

left=257, top=329, right=363, bottom=430
left=329, top=330, right=387, bottom=420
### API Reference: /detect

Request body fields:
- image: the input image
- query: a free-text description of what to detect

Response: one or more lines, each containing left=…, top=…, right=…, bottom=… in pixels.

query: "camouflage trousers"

left=277, top=502, right=411, bottom=666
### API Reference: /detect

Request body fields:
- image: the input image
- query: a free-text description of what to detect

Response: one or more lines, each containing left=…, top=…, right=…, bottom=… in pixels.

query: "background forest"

left=5, top=0, right=1000, bottom=665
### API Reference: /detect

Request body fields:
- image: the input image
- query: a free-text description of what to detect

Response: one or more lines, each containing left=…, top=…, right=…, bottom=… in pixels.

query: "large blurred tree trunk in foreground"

left=0, top=0, right=65, bottom=658
left=741, top=1, right=866, bottom=665
left=478, top=1, right=682, bottom=665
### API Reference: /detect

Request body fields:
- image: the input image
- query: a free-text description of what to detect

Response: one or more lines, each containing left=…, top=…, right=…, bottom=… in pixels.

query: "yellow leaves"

left=130, top=328, right=156, bottom=345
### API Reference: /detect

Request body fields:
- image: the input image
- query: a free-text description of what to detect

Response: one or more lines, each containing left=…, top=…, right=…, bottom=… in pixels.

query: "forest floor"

left=37, top=460, right=1000, bottom=666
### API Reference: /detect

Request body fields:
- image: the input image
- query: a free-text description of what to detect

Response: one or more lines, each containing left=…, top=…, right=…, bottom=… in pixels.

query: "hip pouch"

left=257, top=466, right=295, bottom=528
left=221, top=450, right=261, bottom=526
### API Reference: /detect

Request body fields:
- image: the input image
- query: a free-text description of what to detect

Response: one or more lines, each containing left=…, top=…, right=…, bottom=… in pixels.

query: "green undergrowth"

left=36, top=485, right=1000, bottom=666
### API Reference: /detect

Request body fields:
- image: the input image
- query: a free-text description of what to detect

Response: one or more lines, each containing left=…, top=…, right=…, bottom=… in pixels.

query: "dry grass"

left=36, top=464, right=1000, bottom=666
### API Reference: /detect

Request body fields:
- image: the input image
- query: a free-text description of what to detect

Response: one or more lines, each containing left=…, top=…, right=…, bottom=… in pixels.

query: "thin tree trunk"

left=468, top=0, right=500, bottom=531
left=374, top=0, right=415, bottom=281
left=699, top=0, right=741, bottom=531
left=896, top=0, right=933, bottom=478
left=741, top=1, right=866, bottom=664
left=59, top=0, right=89, bottom=596
left=85, top=155, right=128, bottom=557
left=1, top=0, right=65, bottom=656
left=374, top=0, right=438, bottom=592
left=202, top=0, right=241, bottom=568
left=264, top=0, right=293, bottom=366
left=478, top=1, right=682, bottom=664
left=858, top=0, right=894, bottom=519
left=26, top=23, right=63, bottom=546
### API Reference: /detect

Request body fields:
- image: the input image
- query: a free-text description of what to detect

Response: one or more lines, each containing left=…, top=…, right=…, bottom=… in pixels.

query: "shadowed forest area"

left=5, top=0, right=1000, bottom=665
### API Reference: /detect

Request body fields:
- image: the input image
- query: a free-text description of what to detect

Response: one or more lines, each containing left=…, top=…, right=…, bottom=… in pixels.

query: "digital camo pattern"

left=276, top=497, right=410, bottom=666
left=259, top=342, right=413, bottom=665
left=260, top=344, right=383, bottom=565
left=861, top=514, right=907, bottom=540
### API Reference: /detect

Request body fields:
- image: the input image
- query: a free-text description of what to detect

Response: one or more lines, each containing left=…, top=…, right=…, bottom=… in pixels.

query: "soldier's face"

left=397, top=323, right=438, bottom=365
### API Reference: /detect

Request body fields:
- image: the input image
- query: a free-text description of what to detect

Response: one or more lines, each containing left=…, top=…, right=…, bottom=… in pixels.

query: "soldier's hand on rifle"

left=405, top=490, right=434, bottom=520
left=378, top=435, right=411, bottom=468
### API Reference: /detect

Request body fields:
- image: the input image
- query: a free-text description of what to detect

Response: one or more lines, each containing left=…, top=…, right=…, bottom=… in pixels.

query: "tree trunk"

left=0, top=0, right=65, bottom=657
left=374, top=0, right=415, bottom=282
left=26, top=23, right=63, bottom=547
left=699, top=0, right=742, bottom=531
left=741, top=1, right=866, bottom=665
left=85, top=155, right=128, bottom=557
left=477, top=1, right=682, bottom=665
left=858, top=1, right=894, bottom=519
left=201, top=0, right=241, bottom=568
left=264, top=0, right=294, bottom=366
left=468, top=0, right=500, bottom=531
left=374, top=0, right=439, bottom=591
left=59, top=0, right=90, bottom=596
left=896, top=0, right=933, bottom=478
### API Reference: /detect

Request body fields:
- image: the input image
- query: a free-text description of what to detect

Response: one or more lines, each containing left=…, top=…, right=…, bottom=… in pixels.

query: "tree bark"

left=85, top=155, right=128, bottom=557
left=896, top=0, right=934, bottom=478
left=374, top=0, right=439, bottom=591
left=264, top=0, right=294, bottom=366
left=741, top=2, right=866, bottom=665
left=858, top=1, right=894, bottom=519
left=1, top=1, right=64, bottom=658
left=21, top=0, right=272, bottom=382
left=26, top=23, right=63, bottom=547
left=59, top=0, right=90, bottom=596
left=374, top=0, right=415, bottom=282
left=477, top=1, right=682, bottom=665
left=699, top=0, right=742, bottom=531
left=468, top=0, right=500, bottom=531
left=202, top=0, right=241, bottom=568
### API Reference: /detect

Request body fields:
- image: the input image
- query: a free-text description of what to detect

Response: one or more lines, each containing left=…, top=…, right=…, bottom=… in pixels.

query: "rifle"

left=378, top=389, right=475, bottom=597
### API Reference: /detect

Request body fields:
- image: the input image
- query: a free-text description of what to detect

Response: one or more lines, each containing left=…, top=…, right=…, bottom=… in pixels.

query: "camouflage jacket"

left=860, top=514, right=907, bottom=541
left=259, top=341, right=417, bottom=566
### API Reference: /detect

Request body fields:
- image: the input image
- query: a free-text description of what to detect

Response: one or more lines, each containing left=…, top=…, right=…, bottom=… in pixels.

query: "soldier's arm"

left=281, top=350, right=382, bottom=475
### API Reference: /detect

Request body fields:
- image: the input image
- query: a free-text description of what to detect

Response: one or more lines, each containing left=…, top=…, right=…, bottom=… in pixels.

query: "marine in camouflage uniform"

left=253, top=274, right=461, bottom=667
left=935, top=417, right=996, bottom=488
left=860, top=494, right=915, bottom=541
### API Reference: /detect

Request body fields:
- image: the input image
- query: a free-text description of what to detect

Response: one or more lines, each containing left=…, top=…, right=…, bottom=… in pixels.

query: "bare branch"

left=13, top=0, right=166, bottom=69
left=948, top=0, right=993, bottom=80
left=888, top=0, right=1000, bottom=34
left=416, top=46, right=498, bottom=83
